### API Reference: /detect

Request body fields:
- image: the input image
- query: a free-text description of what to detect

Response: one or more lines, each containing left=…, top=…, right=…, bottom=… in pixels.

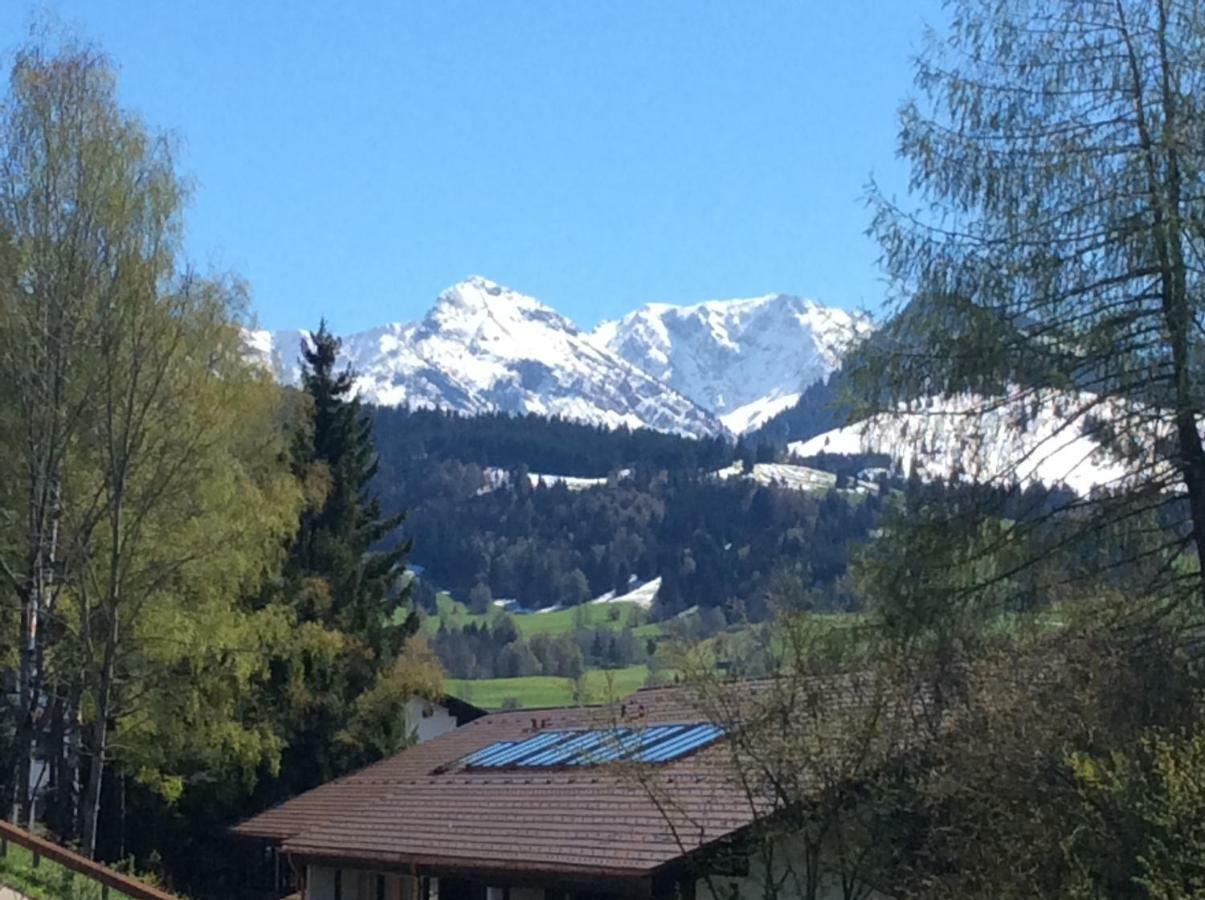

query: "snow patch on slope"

left=719, top=392, right=802, bottom=434
left=712, top=461, right=838, bottom=493
left=478, top=467, right=632, bottom=494
left=590, top=577, right=661, bottom=609
left=790, top=390, right=1133, bottom=495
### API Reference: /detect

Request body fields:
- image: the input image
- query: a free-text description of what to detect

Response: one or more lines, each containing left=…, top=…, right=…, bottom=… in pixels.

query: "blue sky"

left=1, top=1, right=946, bottom=332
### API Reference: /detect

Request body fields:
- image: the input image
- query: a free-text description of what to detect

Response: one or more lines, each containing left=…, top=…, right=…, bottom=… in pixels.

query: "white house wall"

left=404, top=697, right=460, bottom=744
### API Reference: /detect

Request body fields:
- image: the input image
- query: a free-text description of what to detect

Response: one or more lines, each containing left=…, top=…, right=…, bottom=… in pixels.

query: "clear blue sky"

left=1, top=1, right=946, bottom=333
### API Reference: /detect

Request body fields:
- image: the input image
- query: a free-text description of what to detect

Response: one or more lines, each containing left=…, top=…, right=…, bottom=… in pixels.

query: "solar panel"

left=588, top=723, right=688, bottom=763
left=459, top=740, right=517, bottom=767
left=633, top=723, right=725, bottom=763
left=475, top=730, right=574, bottom=766
left=521, top=729, right=619, bottom=766
left=457, top=722, right=724, bottom=770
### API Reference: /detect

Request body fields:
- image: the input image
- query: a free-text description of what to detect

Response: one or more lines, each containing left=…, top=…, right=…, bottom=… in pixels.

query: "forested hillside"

left=369, top=406, right=883, bottom=619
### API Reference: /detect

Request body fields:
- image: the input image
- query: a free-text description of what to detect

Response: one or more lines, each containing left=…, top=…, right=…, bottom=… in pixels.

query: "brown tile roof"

left=232, top=678, right=889, bottom=879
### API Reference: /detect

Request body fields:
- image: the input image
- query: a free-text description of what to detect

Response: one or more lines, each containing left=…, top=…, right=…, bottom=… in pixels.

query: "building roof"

left=232, top=677, right=895, bottom=881
left=439, top=693, right=489, bottom=723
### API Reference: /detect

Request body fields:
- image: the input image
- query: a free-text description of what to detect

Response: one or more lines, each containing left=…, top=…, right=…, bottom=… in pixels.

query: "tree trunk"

left=44, top=682, right=82, bottom=842
left=12, top=593, right=33, bottom=823
left=80, top=614, right=118, bottom=859
left=64, top=684, right=83, bottom=842
left=11, top=464, right=64, bottom=828
left=1119, top=0, right=1205, bottom=605
left=79, top=718, right=107, bottom=860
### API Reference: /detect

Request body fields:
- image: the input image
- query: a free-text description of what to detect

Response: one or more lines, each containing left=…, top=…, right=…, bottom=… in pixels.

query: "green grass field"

left=448, top=664, right=653, bottom=709
left=421, top=592, right=664, bottom=639
left=0, top=841, right=140, bottom=900
left=423, top=591, right=697, bottom=711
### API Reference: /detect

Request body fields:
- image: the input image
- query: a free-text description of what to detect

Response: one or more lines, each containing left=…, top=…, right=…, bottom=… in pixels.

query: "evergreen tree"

left=270, top=323, right=426, bottom=793
left=291, top=322, right=413, bottom=645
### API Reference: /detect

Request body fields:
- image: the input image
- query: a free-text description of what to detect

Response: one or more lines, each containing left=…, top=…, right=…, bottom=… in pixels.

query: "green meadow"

left=448, top=664, right=654, bottom=710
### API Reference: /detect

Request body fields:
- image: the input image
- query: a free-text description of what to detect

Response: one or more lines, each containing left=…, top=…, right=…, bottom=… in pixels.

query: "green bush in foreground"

left=0, top=840, right=134, bottom=899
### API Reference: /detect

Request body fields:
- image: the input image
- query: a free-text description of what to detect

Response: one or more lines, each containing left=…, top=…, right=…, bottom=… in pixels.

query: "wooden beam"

left=0, top=820, right=177, bottom=900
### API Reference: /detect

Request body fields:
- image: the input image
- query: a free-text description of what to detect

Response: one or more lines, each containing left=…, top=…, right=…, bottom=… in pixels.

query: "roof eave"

left=283, top=848, right=661, bottom=891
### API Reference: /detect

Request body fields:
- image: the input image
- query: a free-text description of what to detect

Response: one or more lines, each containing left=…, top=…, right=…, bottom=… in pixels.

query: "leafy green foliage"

left=859, top=0, right=1205, bottom=620
left=1071, top=730, right=1205, bottom=899
left=0, top=840, right=143, bottom=899
left=0, top=34, right=306, bottom=860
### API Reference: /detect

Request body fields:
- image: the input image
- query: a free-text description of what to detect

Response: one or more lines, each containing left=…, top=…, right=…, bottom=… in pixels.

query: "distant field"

left=448, top=664, right=653, bottom=709
left=421, top=592, right=665, bottom=639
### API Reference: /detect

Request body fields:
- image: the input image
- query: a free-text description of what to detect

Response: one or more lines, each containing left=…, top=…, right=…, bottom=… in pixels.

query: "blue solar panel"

left=633, top=723, right=725, bottom=763
left=476, top=730, right=573, bottom=766
left=459, top=740, right=516, bottom=767
left=522, top=728, right=621, bottom=766
left=588, top=724, right=687, bottom=762
left=458, top=722, right=724, bottom=769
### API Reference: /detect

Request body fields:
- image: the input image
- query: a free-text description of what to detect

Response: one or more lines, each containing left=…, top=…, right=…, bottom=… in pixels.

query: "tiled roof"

left=231, top=680, right=872, bottom=879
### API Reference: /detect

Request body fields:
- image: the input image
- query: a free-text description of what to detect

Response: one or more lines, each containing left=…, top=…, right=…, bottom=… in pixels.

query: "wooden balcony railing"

left=0, top=819, right=178, bottom=899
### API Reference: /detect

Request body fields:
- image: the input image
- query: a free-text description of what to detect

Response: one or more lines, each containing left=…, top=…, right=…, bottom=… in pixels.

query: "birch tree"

left=69, top=273, right=301, bottom=856
left=0, top=37, right=302, bottom=858
left=0, top=38, right=119, bottom=828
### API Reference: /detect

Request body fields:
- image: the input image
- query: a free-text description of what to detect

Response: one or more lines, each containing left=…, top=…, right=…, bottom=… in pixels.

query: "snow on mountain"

left=243, top=326, right=308, bottom=386
left=248, top=277, right=722, bottom=438
left=478, top=466, right=633, bottom=494
left=720, top=392, right=804, bottom=436
left=590, top=576, right=661, bottom=609
left=789, top=390, right=1133, bottom=495
left=592, top=293, right=872, bottom=434
left=712, top=461, right=839, bottom=493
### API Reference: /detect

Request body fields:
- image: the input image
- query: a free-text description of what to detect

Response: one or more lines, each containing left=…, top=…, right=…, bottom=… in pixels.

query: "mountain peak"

left=593, top=292, right=872, bottom=432
left=246, top=282, right=858, bottom=438
left=424, top=278, right=579, bottom=350
left=444, top=274, right=506, bottom=298
left=432, top=276, right=559, bottom=316
left=434, top=276, right=507, bottom=310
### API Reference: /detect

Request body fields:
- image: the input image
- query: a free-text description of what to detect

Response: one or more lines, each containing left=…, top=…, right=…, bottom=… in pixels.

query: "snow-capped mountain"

left=789, top=389, right=1134, bottom=495
left=592, top=293, right=871, bottom=434
left=247, top=277, right=722, bottom=438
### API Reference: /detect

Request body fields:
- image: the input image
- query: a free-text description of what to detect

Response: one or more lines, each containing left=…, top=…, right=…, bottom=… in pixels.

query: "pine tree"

left=271, top=322, right=427, bottom=793
left=291, top=322, right=413, bottom=647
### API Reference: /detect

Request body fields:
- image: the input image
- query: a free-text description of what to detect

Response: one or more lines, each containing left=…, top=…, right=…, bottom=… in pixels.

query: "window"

left=334, top=869, right=343, bottom=900
left=378, top=875, right=388, bottom=900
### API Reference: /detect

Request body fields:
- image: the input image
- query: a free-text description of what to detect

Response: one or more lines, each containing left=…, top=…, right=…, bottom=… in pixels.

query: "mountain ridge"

left=247, top=277, right=859, bottom=436
left=591, top=292, right=870, bottom=433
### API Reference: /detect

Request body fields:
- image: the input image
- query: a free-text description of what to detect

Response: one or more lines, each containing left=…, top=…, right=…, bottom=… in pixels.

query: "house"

left=237, top=693, right=487, bottom=897
left=402, top=694, right=487, bottom=744
left=233, top=679, right=897, bottom=900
